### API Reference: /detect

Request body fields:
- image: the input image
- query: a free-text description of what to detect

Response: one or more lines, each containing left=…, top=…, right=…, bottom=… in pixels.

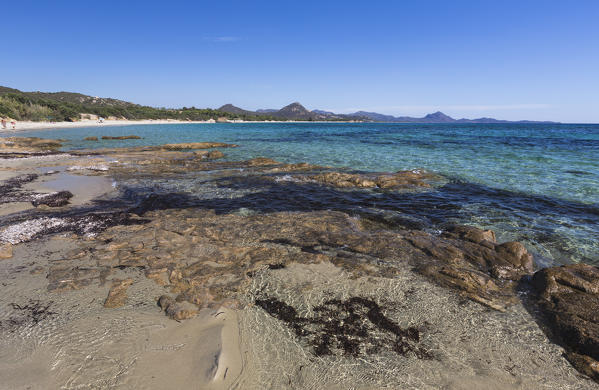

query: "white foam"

left=67, top=165, right=109, bottom=172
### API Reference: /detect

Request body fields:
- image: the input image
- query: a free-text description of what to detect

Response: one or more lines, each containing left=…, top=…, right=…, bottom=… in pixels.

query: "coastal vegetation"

left=0, top=86, right=277, bottom=122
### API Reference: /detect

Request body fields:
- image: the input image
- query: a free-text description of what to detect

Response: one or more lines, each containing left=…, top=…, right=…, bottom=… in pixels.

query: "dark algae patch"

left=256, top=296, right=432, bottom=359
left=0, top=173, right=73, bottom=207
left=0, top=300, right=56, bottom=331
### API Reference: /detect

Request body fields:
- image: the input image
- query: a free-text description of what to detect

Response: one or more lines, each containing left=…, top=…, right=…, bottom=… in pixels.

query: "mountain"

left=312, top=109, right=336, bottom=115
left=255, top=103, right=357, bottom=120
left=351, top=111, right=398, bottom=122
left=218, top=104, right=254, bottom=115
left=347, top=110, right=557, bottom=124
left=273, top=102, right=314, bottom=120
left=254, top=104, right=364, bottom=121
left=422, top=111, right=454, bottom=122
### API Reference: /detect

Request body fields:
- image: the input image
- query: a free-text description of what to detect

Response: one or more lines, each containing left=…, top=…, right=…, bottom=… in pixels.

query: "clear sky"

left=2, top=0, right=598, bottom=122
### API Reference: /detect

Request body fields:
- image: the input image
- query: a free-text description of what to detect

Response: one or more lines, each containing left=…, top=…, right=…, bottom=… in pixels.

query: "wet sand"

left=0, top=237, right=242, bottom=390
left=0, top=144, right=597, bottom=389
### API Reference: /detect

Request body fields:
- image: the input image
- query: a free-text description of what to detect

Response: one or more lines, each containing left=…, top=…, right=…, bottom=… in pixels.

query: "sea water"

left=7, top=122, right=599, bottom=266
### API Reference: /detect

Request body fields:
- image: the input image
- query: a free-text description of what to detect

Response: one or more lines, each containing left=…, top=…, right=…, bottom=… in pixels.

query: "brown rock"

left=311, top=172, right=378, bottom=188
left=565, top=352, right=599, bottom=382
left=84, top=136, right=98, bottom=141
left=408, top=226, right=535, bottom=310
left=157, top=294, right=197, bottom=320
left=375, top=170, right=436, bottom=189
left=245, top=157, right=280, bottom=166
left=2, top=137, right=63, bottom=151
left=300, top=169, right=439, bottom=190
left=0, top=243, right=13, bottom=259
left=207, top=150, right=224, bottom=159
left=158, top=294, right=176, bottom=310
left=103, top=278, right=134, bottom=308
left=194, top=150, right=224, bottom=159
left=420, top=264, right=515, bottom=311
left=494, top=241, right=534, bottom=273
left=146, top=268, right=169, bottom=285
left=265, top=162, right=322, bottom=173
left=160, top=142, right=237, bottom=150
left=443, top=225, right=496, bottom=245
left=532, top=264, right=599, bottom=382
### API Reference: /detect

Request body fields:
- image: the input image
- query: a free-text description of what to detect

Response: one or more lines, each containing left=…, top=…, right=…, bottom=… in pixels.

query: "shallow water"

left=7, top=122, right=599, bottom=266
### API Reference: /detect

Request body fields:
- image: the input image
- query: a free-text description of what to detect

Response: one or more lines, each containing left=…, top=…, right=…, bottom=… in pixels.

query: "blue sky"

left=1, top=0, right=598, bottom=122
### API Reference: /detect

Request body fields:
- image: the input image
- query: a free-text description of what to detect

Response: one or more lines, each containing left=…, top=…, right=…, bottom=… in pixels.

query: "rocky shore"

left=0, top=136, right=597, bottom=388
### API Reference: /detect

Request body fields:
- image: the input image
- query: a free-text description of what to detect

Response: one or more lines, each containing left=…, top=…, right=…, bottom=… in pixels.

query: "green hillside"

left=0, top=86, right=277, bottom=122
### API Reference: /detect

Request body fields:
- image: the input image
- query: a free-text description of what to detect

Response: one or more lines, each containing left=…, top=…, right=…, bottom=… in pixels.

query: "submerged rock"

left=0, top=243, right=12, bottom=259
left=103, top=278, right=134, bottom=308
left=68, top=142, right=237, bottom=158
left=157, top=294, right=198, bottom=320
left=245, top=157, right=279, bottom=166
left=297, top=169, right=441, bottom=189
left=160, top=142, right=237, bottom=150
left=409, top=225, right=535, bottom=311
left=532, top=264, right=599, bottom=381
left=0, top=137, right=63, bottom=151
left=47, top=264, right=111, bottom=292
left=193, top=149, right=224, bottom=159
left=101, top=135, right=141, bottom=140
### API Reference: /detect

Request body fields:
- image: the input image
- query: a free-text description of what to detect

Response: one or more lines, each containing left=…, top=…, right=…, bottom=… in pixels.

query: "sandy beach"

left=0, top=119, right=212, bottom=133
left=0, top=119, right=364, bottom=134
left=0, top=136, right=597, bottom=389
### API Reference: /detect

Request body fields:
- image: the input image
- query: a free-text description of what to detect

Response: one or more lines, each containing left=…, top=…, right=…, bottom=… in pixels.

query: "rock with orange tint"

left=0, top=243, right=13, bottom=259
left=103, top=278, right=134, bottom=308
left=157, top=294, right=198, bottom=320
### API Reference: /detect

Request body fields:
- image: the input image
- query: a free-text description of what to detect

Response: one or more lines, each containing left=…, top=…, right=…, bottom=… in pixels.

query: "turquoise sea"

left=8, top=122, right=599, bottom=267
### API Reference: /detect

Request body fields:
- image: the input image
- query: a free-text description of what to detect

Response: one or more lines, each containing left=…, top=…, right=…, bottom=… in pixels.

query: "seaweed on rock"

left=0, top=174, right=73, bottom=207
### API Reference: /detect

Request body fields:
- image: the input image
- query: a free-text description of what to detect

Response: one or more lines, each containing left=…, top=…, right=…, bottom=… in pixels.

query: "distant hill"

left=348, top=110, right=558, bottom=124
left=351, top=111, right=398, bottom=122
left=273, top=102, right=314, bottom=120
left=312, top=109, right=336, bottom=115
left=238, top=102, right=365, bottom=121
left=218, top=104, right=255, bottom=116
left=254, top=103, right=365, bottom=121
left=422, top=111, right=454, bottom=122
left=0, top=85, right=557, bottom=123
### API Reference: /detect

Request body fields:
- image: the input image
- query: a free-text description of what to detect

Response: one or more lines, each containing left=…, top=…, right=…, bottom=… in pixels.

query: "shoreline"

left=0, top=119, right=366, bottom=133
left=0, top=119, right=212, bottom=132
left=1, top=120, right=587, bottom=134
